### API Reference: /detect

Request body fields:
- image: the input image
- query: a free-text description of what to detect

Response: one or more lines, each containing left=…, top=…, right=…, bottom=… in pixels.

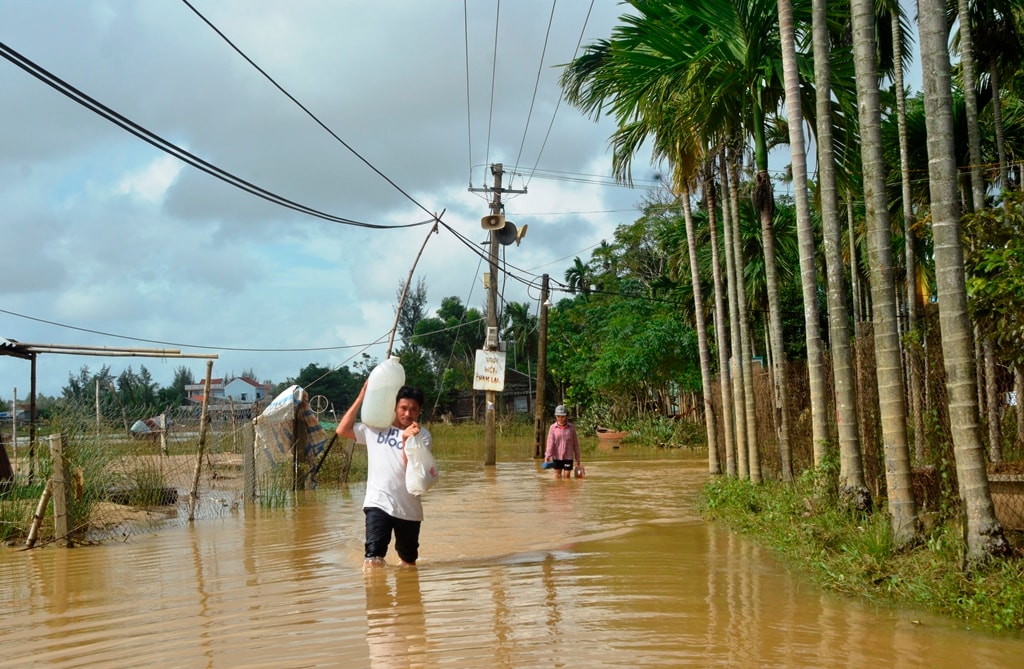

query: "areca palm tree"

left=918, top=0, right=1011, bottom=562
left=561, top=0, right=815, bottom=481
left=851, top=0, right=918, bottom=546
left=815, top=0, right=870, bottom=507
left=777, top=0, right=828, bottom=471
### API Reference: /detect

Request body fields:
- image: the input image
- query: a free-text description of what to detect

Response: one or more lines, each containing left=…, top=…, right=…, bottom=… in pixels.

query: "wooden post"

left=49, top=434, right=71, bottom=547
left=188, top=360, right=214, bottom=521
left=533, top=274, right=549, bottom=459
left=159, top=412, right=168, bottom=455
left=243, top=416, right=256, bottom=504
left=11, top=387, right=17, bottom=478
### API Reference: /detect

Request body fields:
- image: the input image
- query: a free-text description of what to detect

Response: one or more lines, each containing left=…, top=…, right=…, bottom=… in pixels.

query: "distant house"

left=0, top=407, right=30, bottom=423
left=185, top=376, right=268, bottom=404
left=450, top=367, right=536, bottom=421
left=223, top=377, right=268, bottom=403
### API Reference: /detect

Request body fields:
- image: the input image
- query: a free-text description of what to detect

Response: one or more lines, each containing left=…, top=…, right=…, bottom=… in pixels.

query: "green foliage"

left=963, top=191, right=1024, bottom=368
left=288, top=362, right=366, bottom=419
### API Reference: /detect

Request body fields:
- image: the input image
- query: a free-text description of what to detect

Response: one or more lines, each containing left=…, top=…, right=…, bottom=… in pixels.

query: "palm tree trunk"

left=1016, top=366, right=1024, bottom=449
left=847, top=194, right=862, bottom=327
left=815, top=0, right=869, bottom=508
left=852, top=0, right=918, bottom=546
left=956, top=0, right=986, bottom=213
left=680, top=182, right=722, bottom=475
left=721, top=149, right=747, bottom=479
left=892, top=11, right=926, bottom=464
left=918, top=0, right=1010, bottom=561
left=751, top=90, right=786, bottom=482
left=727, top=145, right=760, bottom=481
left=778, top=0, right=829, bottom=463
left=985, top=338, right=1002, bottom=463
left=990, top=60, right=1008, bottom=192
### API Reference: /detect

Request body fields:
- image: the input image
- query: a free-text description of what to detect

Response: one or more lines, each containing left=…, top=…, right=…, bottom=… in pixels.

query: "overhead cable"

left=511, top=0, right=558, bottom=178
left=0, top=41, right=432, bottom=231
left=180, top=0, right=436, bottom=222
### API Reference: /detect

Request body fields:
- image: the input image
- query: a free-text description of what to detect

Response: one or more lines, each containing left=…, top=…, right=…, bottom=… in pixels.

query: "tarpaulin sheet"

left=253, top=385, right=328, bottom=488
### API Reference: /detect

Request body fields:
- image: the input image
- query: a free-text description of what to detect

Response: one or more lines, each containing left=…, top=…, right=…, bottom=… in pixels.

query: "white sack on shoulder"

left=405, top=434, right=439, bottom=495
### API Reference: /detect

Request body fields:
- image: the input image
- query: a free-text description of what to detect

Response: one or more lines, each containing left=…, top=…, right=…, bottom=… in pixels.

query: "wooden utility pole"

left=533, top=273, right=550, bottom=459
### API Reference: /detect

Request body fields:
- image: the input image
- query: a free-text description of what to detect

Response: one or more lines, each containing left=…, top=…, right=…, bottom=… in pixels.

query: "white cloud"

left=0, top=0, right=659, bottom=397
left=115, top=155, right=183, bottom=203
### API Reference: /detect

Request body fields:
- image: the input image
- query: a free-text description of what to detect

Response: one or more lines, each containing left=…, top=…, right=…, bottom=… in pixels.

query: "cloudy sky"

left=1, top=0, right=674, bottom=398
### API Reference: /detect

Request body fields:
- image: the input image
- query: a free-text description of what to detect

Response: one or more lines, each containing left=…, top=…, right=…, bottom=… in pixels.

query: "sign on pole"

left=473, top=350, right=506, bottom=391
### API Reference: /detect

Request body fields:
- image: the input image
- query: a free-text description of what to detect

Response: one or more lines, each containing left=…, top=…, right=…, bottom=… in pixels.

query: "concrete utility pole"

left=469, top=163, right=526, bottom=466
left=484, top=165, right=502, bottom=465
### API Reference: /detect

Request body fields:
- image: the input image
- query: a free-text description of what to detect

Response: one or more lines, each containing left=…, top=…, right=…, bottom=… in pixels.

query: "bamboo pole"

left=24, top=479, right=52, bottom=549
left=187, top=360, right=215, bottom=522
left=386, top=218, right=439, bottom=356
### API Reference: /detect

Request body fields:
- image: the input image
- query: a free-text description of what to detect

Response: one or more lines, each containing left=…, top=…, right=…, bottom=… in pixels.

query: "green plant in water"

left=258, top=466, right=291, bottom=508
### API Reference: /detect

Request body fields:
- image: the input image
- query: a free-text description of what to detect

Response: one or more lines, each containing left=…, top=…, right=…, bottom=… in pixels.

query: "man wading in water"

left=336, top=383, right=432, bottom=569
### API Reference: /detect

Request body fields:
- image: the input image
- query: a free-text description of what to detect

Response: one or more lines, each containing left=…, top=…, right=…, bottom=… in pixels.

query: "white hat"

left=554, top=405, right=567, bottom=416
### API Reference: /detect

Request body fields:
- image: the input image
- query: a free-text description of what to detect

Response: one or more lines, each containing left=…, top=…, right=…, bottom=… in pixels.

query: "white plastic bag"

left=405, top=434, right=438, bottom=495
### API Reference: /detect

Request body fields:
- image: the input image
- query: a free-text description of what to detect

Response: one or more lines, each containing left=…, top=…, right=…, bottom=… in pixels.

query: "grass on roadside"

left=698, top=469, right=1024, bottom=634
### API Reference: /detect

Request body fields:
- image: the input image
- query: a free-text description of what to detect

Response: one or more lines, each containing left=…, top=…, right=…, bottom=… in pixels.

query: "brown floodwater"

left=3, top=450, right=1023, bottom=668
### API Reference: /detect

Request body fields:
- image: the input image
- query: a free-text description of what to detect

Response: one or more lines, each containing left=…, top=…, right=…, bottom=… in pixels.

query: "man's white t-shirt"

left=353, top=422, right=432, bottom=521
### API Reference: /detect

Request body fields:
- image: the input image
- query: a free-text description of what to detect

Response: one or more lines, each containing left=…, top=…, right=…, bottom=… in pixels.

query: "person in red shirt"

left=544, top=405, right=581, bottom=479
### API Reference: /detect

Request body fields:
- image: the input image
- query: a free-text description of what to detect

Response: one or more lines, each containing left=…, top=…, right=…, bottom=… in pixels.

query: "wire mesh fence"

left=1, top=387, right=357, bottom=547
left=708, top=323, right=1024, bottom=533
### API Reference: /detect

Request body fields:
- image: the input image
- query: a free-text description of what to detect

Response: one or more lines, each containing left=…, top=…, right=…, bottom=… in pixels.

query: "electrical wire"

left=483, top=0, right=501, bottom=180
left=511, top=0, right=558, bottom=177
left=523, top=0, right=596, bottom=190
left=180, top=0, right=437, bottom=222
left=0, top=41, right=433, bottom=231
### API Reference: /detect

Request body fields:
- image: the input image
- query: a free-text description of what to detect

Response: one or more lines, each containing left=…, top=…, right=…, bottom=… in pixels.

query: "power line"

left=524, top=0, right=596, bottom=190
left=483, top=0, right=501, bottom=176
left=0, top=306, right=485, bottom=355
left=511, top=0, right=558, bottom=177
left=180, top=0, right=437, bottom=222
left=0, top=41, right=433, bottom=231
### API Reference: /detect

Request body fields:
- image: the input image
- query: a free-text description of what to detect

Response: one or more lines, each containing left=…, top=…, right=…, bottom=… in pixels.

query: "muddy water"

left=3, top=453, right=1023, bottom=668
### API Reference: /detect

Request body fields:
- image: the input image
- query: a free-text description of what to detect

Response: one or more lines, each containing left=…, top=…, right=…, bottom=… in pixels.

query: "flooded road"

left=3, top=453, right=1023, bottom=667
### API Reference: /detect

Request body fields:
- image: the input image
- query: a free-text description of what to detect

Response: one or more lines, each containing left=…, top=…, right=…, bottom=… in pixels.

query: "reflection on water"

left=2, top=453, right=1024, bottom=668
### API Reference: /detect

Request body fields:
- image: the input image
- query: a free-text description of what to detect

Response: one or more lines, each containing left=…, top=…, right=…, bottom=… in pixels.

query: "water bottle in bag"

left=361, top=356, right=406, bottom=428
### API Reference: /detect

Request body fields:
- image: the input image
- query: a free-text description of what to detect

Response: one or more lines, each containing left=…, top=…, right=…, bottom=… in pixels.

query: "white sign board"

left=473, top=350, right=506, bottom=391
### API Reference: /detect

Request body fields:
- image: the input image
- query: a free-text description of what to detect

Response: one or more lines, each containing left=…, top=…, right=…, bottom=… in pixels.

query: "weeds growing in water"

left=698, top=471, right=1024, bottom=633
left=258, top=472, right=289, bottom=508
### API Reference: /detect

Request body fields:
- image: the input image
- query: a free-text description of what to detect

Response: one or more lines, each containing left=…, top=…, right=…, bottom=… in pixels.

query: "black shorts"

left=551, top=459, right=574, bottom=471
left=364, top=506, right=421, bottom=564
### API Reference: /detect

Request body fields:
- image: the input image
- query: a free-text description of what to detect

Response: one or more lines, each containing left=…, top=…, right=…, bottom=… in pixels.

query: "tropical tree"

left=776, top=0, right=827, bottom=474
left=500, top=300, right=538, bottom=374
left=560, top=0, right=818, bottom=481
left=918, top=0, right=1011, bottom=562
left=289, top=362, right=364, bottom=419
left=564, top=257, right=592, bottom=296
left=851, top=0, right=918, bottom=546
left=813, top=0, right=870, bottom=508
